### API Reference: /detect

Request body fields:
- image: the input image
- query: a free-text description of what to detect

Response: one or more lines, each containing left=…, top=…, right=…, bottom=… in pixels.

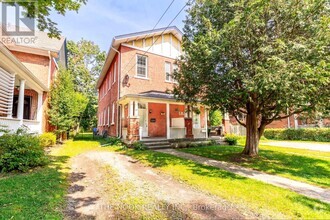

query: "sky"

left=49, top=0, right=188, bottom=52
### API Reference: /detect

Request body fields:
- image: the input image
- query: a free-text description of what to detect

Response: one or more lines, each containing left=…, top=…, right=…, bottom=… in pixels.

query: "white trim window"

left=107, top=105, right=110, bottom=126
left=113, top=61, right=117, bottom=85
left=172, top=63, right=178, bottom=83
left=108, top=72, right=111, bottom=91
left=103, top=109, right=106, bottom=126
left=111, top=102, right=115, bottom=125
left=136, top=54, right=147, bottom=78
left=165, top=62, right=171, bottom=82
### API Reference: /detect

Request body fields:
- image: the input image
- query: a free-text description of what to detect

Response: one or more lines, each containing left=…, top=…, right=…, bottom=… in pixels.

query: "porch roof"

left=0, top=43, right=48, bottom=92
left=119, top=91, right=179, bottom=104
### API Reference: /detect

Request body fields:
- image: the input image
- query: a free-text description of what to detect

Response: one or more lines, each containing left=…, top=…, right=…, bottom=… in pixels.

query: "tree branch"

left=232, top=112, right=247, bottom=127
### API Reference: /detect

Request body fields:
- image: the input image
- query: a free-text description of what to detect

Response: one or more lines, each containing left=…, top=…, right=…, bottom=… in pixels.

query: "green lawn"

left=180, top=144, right=330, bottom=188
left=0, top=133, right=117, bottom=219
left=126, top=149, right=330, bottom=219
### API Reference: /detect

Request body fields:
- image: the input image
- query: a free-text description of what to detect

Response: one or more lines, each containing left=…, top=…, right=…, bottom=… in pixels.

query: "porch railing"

left=0, top=117, right=41, bottom=134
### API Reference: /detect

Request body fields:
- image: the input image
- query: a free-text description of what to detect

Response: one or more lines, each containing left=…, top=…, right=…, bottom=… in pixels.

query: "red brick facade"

left=9, top=49, right=61, bottom=132
left=97, top=29, right=209, bottom=141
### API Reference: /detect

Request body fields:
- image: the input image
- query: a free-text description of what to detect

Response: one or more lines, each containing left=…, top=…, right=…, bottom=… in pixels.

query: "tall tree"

left=67, top=39, right=106, bottom=130
left=6, top=0, right=86, bottom=38
left=48, top=69, right=88, bottom=137
left=174, top=0, right=330, bottom=156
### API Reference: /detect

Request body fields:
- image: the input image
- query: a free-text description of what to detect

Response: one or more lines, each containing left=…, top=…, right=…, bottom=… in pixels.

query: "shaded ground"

left=260, top=140, right=330, bottom=152
left=180, top=145, right=330, bottom=188
left=65, top=151, right=254, bottom=219
left=158, top=149, right=330, bottom=204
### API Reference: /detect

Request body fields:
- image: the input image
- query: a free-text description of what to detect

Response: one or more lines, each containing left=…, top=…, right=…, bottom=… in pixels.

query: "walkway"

left=260, top=140, right=330, bottom=152
left=156, top=149, right=330, bottom=204
left=65, top=151, right=257, bottom=219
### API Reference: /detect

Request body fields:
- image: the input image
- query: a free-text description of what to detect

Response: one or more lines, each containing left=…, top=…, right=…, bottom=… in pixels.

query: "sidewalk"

left=156, top=149, right=330, bottom=204
left=260, top=140, right=330, bottom=152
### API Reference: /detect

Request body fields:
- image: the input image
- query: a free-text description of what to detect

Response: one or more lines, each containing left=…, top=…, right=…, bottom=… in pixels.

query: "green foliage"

left=67, top=39, right=106, bottom=131
left=0, top=132, right=49, bottom=172
left=225, top=134, right=239, bottom=145
left=48, top=69, right=88, bottom=135
left=39, top=133, right=57, bottom=148
left=180, top=145, right=330, bottom=188
left=106, top=137, right=123, bottom=146
left=209, top=110, right=222, bottom=126
left=132, top=142, right=146, bottom=151
left=10, top=0, right=86, bottom=38
left=174, top=0, right=330, bottom=154
left=264, top=128, right=330, bottom=142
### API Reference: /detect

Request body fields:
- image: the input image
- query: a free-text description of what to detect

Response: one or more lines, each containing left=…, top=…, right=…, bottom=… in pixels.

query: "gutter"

left=111, top=46, right=121, bottom=138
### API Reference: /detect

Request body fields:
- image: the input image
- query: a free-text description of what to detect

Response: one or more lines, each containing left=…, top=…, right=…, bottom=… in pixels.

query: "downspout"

left=111, top=46, right=121, bottom=138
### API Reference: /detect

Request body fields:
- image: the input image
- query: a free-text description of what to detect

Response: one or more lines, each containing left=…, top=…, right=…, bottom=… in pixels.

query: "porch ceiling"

left=0, top=43, right=48, bottom=93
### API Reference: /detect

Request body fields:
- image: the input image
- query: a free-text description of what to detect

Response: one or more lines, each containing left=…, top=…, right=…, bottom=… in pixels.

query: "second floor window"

left=136, top=54, right=147, bottom=78
left=165, top=62, right=171, bottom=82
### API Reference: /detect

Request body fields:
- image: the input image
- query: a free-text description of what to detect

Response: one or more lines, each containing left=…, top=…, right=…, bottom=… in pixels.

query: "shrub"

left=263, top=128, right=330, bottom=142
left=189, top=143, right=199, bottom=148
left=106, top=137, right=123, bottom=146
left=0, top=133, right=49, bottom=172
left=39, top=132, right=56, bottom=148
left=132, top=141, right=146, bottom=150
left=225, top=134, right=239, bottom=145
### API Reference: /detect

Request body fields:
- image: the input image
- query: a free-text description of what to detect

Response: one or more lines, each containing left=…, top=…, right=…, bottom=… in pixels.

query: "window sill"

left=134, top=76, right=149, bottom=80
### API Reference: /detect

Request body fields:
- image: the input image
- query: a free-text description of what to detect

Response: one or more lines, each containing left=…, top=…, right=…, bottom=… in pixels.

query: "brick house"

left=96, top=27, right=209, bottom=142
left=0, top=28, right=67, bottom=133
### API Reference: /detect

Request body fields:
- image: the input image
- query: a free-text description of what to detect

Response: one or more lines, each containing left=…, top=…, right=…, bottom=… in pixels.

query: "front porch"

left=0, top=45, right=47, bottom=134
left=119, top=92, right=209, bottom=142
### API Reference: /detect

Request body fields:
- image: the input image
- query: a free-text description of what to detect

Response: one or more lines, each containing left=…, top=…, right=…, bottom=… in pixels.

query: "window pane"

left=137, top=55, right=147, bottom=77
left=165, top=62, right=171, bottom=81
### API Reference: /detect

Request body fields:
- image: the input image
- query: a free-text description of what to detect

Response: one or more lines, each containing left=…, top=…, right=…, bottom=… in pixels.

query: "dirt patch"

left=64, top=155, right=115, bottom=219
left=65, top=151, right=255, bottom=219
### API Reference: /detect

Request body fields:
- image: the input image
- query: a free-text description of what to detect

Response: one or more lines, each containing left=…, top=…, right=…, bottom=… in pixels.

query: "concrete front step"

left=144, top=142, right=171, bottom=146
left=146, top=144, right=172, bottom=150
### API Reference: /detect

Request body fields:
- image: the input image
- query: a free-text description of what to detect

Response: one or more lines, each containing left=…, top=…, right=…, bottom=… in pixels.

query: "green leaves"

left=174, top=0, right=330, bottom=124
left=48, top=69, right=88, bottom=134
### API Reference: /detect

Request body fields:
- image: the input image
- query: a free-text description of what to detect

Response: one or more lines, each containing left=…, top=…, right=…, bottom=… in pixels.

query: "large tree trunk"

left=242, top=103, right=260, bottom=156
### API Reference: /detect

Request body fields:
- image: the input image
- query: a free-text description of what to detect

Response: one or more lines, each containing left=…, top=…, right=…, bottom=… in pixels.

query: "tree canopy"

left=11, top=0, right=86, bottom=37
left=67, top=39, right=106, bottom=130
left=174, top=0, right=330, bottom=155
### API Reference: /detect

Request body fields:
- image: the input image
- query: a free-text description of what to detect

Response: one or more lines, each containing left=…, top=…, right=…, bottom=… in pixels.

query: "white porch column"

left=17, top=79, right=25, bottom=121
left=205, top=108, right=208, bottom=138
left=166, top=103, right=170, bottom=139
left=37, top=92, right=43, bottom=133
left=129, top=101, right=134, bottom=117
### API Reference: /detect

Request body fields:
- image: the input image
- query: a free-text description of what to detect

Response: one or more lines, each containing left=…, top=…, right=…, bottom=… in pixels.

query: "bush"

left=0, top=133, right=49, bottom=172
left=106, top=137, right=123, bottom=146
left=132, top=141, right=146, bottom=150
left=39, top=133, right=56, bottom=148
left=263, top=128, right=330, bottom=142
left=225, top=134, right=239, bottom=145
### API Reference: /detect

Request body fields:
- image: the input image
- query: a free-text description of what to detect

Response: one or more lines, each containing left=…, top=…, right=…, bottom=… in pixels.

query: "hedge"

left=263, top=128, right=330, bottom=142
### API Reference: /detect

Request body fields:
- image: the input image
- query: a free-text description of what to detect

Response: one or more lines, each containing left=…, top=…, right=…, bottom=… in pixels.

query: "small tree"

left=209, top=110, right=222, bottom=126
left=48, top=69, right=87, bottom=138
left=174, top=0, right=330, bottom=156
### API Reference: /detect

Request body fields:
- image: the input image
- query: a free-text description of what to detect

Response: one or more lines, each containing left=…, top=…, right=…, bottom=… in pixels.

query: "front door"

left=138, top=103, right=148, bottom=137
left=148, top=103, right=166, bottom=137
